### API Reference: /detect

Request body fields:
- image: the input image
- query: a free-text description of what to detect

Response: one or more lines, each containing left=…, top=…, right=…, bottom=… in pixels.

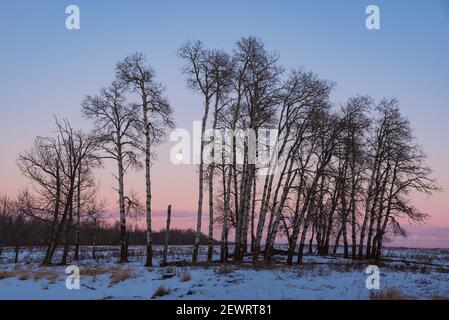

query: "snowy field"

left=0, top=245, right=448, bottom=300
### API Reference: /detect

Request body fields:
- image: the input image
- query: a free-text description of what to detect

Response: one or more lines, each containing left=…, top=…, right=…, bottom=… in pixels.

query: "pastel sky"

left=0, top=1, right=448, bottom=243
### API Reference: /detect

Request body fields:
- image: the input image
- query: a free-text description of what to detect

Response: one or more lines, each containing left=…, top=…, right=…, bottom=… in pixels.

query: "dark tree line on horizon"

left=0, top=36, right=439, bottom=267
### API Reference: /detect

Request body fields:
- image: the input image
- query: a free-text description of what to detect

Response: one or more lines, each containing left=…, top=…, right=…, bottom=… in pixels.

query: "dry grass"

left=215, top=264, right=234, bottom=275
left=153, top=286, right=171, bottom=297
left=80, top=266, right=118, bottom=277
left=179, top=272, right=192, bottom=282
left=1, top=268, right=57, bottom=283
left=80, top=265, right=137, bottom=286
left=370, top=288, right=416, bottom=300
left=0, top=270, right=15, bottom=280
left=32, top=269, right=58, bottom=283
left=164, top=266, right=175, bottom=274
left=0, top=269, right=32, bottom=281
left=1, top=264, right=136, bottom=286
left=315, top=265, right=332, bottom=276
left=431, top=295, right=449, bottom=300
left=109, top=266, right=137, bottom=286
left=18, top=271, right=31, bottom=281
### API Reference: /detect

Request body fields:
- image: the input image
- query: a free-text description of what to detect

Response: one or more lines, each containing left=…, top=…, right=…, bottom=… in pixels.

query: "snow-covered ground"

left=0, top=245, right=447, bottom=300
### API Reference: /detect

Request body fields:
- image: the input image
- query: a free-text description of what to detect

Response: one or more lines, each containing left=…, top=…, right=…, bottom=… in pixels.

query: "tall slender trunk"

left=308, top=224, right=315, bottom=254
left=61, top=196, right=74, bottom=265
left=14, top=245, right=20, bottom=264
left=241, top=173, right=253, bottom=256
left=74, top=165, right=81, bottom=260
left=366, top=164, right=390, bottom=259
left=350, top=198, right=357, bottom=259
left=333, top=225, right=343, bottom=255
left=286, top=185, right=305, bottom=265
left=45, top=187, right=73, bottom=266
left=221, top=159, right=232, bottom=262
left=323, top=181, right=340, bottom=255
left=342, top=219, right=349, bottom=258
left=340, top=158, right=349, bottom=258
left=207, top=94, right=221, bottom=262
left=358, top=162, right=378, bottom=259
left=207, top=163, right=215, bottom=262
left=117, top=148, right=127, bottom=263
left=250, top=177, right=256, bottom=253
left=43, top=161, right=60, bottom=266
left=193, top=97, right=210, bottom=263
left=253, top=172, right=274, bottom=262
left=374, top=162, right=397, bottom=261
left=359, top=135, right=384, bottom=259
left=92, top=226, right=97, bottom=260
left=264, top=145, right=299, bottom=261
left=350, top=176, right=358, bottom=259
left=235, top=141, right=252, bottom=263
left=143, top=100, right=153, bottom=267
left=162, top=205, right=172, bottom=266
left=297, top=200, right=315, bottom=264
left=297, top=175, right=322, bottom=262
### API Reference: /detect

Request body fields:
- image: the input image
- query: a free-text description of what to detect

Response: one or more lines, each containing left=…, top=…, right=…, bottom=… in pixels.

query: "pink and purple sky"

left=0, top=1, right=448, bottom=247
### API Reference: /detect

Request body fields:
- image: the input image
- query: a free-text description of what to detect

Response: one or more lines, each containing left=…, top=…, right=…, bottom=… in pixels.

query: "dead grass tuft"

left=79, top=265, right=137, bottom=286
left=0, top=269, right=32, bottom=281
left=0, top=271, right=18, bottom=280
left=153, top=286, right=171, bottom=297
left=80, top=266, right=117, bottom=277
left=0, top=270, right=15, bottom=280
left=179, top=272, right=192, bottom=282
left=431, top=295, right=449, bottom=300
left=215, top=264, right=234, bottom=275
left=165, top=266, right=175, bottom=274
left=33, top=269, right=58, bottom=283
left=108, top=266, right=137, bottom=286
left=370, top=288, right=416, bottom=300
left=18, top=271, right=31, bottom=281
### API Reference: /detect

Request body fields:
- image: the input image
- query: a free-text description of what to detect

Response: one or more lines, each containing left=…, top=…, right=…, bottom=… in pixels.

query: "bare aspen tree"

left=365, top=100, right=438, bottom=260
left=233, top=36, right=282, bottom=262
left=204, top=50, right=232, bottom=262
left=117, top=53, right=174, bottom=267
left=82, top=81, right=140, bottom=263
left=179, top=42, right=217, bottom=263
left=338, top=96, right=372, bottom=258
left=216, top=104, right=239, bottom=262
left=257, top=70, right=334, bottom=263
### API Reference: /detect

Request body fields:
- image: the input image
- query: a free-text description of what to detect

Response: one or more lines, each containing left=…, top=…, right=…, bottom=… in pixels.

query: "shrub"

left=153, top=286, right=171, bottom=297
left=179, top=272, right=192, bottom=282
left=370, top=288, right=415, bottom=300
left=109, top=266, right=136, bottom=286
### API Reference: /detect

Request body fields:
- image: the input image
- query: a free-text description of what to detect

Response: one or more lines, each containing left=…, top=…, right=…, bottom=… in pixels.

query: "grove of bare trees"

left=0, top=38, right=438, bottom=267
left=180, top=36, right=438, bottom=264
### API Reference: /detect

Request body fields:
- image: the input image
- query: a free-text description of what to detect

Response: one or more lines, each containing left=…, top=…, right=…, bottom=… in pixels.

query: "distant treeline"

left=0, top=214, right=215, bottom=247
